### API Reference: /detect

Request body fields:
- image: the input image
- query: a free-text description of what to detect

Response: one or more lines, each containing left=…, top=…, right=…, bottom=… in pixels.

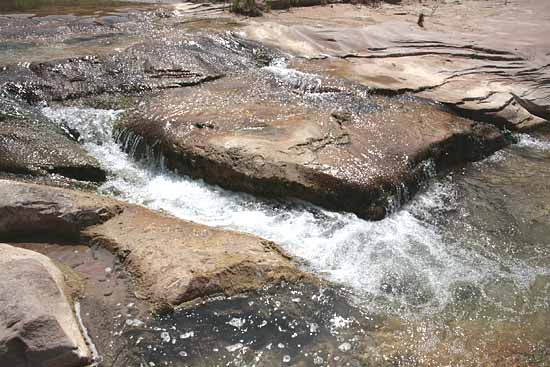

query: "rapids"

left=38, top=54, right=550, bottom=365
left=42, top=105, right=550, bottom=319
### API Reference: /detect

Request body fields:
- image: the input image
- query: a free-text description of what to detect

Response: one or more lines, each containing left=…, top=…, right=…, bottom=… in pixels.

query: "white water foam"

left=515, top=133, right=550, bottom=151
left=75, top=302, right=101, bottom=365
left=262, top=59, right=325, bottom=93
left=43, top=107, right=545, bottom=315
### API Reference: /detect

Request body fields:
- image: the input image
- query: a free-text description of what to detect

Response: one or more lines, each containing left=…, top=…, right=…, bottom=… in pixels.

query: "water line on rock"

left=75, top=301, right=101, bottom=366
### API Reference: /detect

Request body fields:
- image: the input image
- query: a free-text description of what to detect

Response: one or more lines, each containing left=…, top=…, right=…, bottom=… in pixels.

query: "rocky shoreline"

left=0, top=1, right=549, bottom=366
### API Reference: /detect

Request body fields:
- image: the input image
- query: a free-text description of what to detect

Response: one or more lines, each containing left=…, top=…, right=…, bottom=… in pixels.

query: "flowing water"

left=4, top=0, right=549, bottom=364
left=42, top=101, right=550, bottom=365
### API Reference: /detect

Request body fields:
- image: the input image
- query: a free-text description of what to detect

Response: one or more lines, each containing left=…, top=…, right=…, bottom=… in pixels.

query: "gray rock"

left=0, top=34, right=275, bottom=103
left=0, top=178, right=121, bottom=242
left=0, top=93, right=106, bottom=182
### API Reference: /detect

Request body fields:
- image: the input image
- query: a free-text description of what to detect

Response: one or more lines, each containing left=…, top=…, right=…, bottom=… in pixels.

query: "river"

left=42, top=63, right=550, bottom=365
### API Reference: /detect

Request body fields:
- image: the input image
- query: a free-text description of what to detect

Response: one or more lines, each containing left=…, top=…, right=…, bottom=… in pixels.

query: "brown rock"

left=83, top=204, right=302, bottom=307
left=0, top=243, right=91, bottom=367
left=0, top=179, right=305, bottom=308
left=0, top=179, right=121, bottom=242
left=119, top=74, right=506, bottom=220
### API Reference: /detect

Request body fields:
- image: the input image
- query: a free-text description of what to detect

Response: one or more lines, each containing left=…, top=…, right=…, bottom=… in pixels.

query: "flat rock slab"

left=0, top=177, right=121, bottom=241
left=0, top=34, right=273, bottom=103
left=83, top=204, right=302, bottom=307
left=0, top=243, right=91, bottom=367
left=120, top=73, right=506, bottom=219
left=0, top=179, right=304, bottom=308
left=242, top=0, right=550, bottom=130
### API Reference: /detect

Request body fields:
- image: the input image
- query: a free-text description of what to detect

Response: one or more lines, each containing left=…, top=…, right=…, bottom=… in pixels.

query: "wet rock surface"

left=0, top=93, right=106, bottom=182
left=242, top=0, right=550, bottom=130
left=0, top=37, right=251, bottom=103
left=0, top=179, right=305, bottom=308
left=102, top=282, right=373, bottom=367
left=11, top=242, right=150, bottom=367
left=0, top=2, right=549, bottom=366
left=121, top=72, right=507, bottom=219
left=0, top=243, right=91, bottom=367
left=0, top=3, right=511, bottom=219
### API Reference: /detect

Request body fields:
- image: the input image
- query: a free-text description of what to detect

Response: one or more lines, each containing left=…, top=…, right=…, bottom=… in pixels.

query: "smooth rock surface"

left=0, top=179, right=304, bottom=308
left=0, top=243, right=91, bottom=367
left=242, top=0, right=550, bottom=130
left=120, top=73, right=507, bottom=219
left=83, top=204, right=303, bottom=307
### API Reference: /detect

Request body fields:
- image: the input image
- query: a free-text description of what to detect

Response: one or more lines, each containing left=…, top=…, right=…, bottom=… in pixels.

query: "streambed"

left=42, top=102, right=550, bottom=366
left=1, top=1, right=549, bottom=365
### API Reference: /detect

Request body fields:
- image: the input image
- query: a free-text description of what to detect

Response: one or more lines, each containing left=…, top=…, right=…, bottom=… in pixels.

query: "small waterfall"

left=43, top=106, right=549, bottom=318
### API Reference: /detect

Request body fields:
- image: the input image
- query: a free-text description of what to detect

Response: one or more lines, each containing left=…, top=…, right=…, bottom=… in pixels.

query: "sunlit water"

left=42, top=107, right=550, bottom=321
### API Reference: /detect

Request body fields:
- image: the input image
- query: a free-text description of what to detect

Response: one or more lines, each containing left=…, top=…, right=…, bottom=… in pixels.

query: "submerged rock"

left=0, top=243, right=91, bottom=367
left=107, top=282, right=372, bottom=367
left=120, top=74, right=506, bottom=220
left=379, top=270, right=434, bottom=306
left=450, top=281, right=482, bottom=304
left=0, top=179, right=306, bottom=308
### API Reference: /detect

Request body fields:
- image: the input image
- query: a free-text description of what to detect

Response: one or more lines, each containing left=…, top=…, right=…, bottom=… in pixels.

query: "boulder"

left=242, top=0, right=550, bottom=130
left=83, top=204, right=302, bottom=307
left=0, top=243, right=91, bottom=367
left=0, top=179, right=305, bottom=308
left=119, top=74, right=506, bottom=219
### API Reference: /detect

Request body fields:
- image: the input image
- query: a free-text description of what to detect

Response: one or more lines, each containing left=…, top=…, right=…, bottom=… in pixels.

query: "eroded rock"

left=83, top=204, right=303, bottom=307
left=0, top=179, right=121, bottom=241
left=0, top=34, right=275, bottom=103
left=242, top=0, right=550, bottom=130
left=0, top=93, right=106, bottom=182
left=119, top=73, right=507, bottom=219
left=0, top=243, right=91, bottom=367
left=0, top=179, right=305, bottom=308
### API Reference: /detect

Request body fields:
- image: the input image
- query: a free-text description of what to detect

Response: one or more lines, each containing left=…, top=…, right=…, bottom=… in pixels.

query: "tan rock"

left=0, top=243, right=91, bottom=367
left=120, top=74, right=506, bottom=220
left=0, top=179, right=305, bottom=308
left=242, top=0, right=550, bottom=130
left=83, top=204, right=302, bottom=307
